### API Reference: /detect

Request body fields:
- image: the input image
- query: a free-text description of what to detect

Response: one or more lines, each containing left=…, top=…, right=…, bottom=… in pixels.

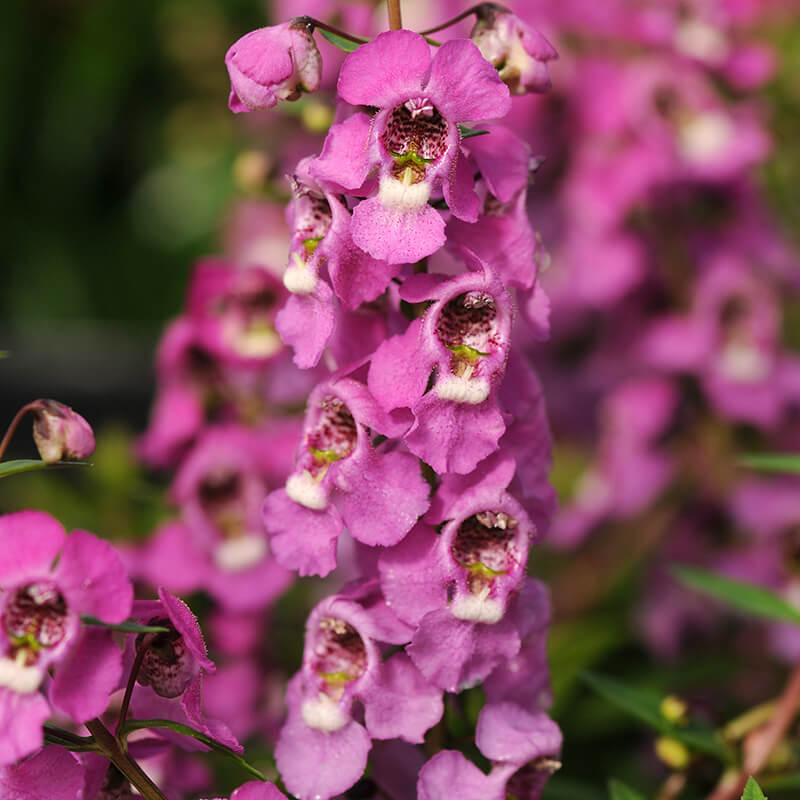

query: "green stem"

left=418, top=3, right=508, bottom=36
left=116, top=643, right=147, bottom=740
left=43, top=724, right=97, bottom=752
left=84, top=719, right=168, bottom=800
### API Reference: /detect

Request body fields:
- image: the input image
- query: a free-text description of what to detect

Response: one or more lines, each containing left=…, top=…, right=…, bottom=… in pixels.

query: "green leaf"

left=580, top=672, right=729, bottom=761
left=458, top=124, right=490, bottom=139
left=318, top=28, right=362, bottom=52
left=123, top=719, right=267, bottom=781
left=740, top=454, right=800, bottom=474
left=742, top=776, right=767, bottom=800
left=0, top=459, right=90, bottom=479
left=608, top=779, right=645, bottom=800
left=671, top=564, right=800, bottom=626
left=80, top=615, right=170, bottom=634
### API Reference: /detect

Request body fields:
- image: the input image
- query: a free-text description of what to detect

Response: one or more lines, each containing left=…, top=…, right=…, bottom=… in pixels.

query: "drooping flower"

left=335, top=30, right=511, bottom=264
left=226, top=21, right=322, bottom=113
left=0, top=511, right=132, bottom=765
left=126, top=588, right=241, bottom=754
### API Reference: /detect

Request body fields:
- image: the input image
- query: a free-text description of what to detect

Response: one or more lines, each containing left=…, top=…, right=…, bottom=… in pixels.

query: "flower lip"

left=136, top=617, right=197, bottom=699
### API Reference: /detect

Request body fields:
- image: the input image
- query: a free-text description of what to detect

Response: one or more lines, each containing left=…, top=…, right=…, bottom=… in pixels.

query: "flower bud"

left=226, top=21, right=322, bottom=113
left=31, top=399, right=95, bottom=464
left=471, top=9, right=557, bottom=95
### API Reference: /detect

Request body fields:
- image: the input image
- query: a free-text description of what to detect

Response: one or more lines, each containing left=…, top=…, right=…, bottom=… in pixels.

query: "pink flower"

left=335, top=30, right=510, bottom=264
left=0, top=511, right=132, bottom=764
left=226, top=21, right=322, bottom=113
left=275, top=584, right=441, bottom=800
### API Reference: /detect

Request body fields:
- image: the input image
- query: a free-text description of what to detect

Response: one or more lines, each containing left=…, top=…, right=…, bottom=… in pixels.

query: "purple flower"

left=263, top=377, right=430, bottom=576
left=226, top=21, right=322, bottom=113
left=127, top=588, right=241, bottom=754
left=186, top=260, right=286, bottom=365
left=368, top=262, right=512, bottom=474
left=471, top=8, right=558, bottom=94
left=30, top=399, right=95, bottom=464
left=275, top=588, right=442, bottom=800
left=0, top=511, right=132, bottom=764
left=379, top=491, right=542, bottom=691
left=418, top=702, right=562, bottom=800
left=336, top=30, right=510, bottom=264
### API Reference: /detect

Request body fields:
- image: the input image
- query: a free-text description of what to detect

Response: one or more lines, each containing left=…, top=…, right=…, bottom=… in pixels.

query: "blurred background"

left=2, top=0, right=800, bottom=798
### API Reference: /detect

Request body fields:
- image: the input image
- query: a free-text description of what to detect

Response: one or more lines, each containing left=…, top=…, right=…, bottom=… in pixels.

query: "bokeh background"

left=2, top=1, right=800, bottom=797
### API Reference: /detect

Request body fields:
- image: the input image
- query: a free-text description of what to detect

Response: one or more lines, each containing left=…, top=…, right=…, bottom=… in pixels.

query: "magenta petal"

left=275, top=282, right=335, bottom=369
left=466, top=126, right=530, bottom=203
left=231, top=782, right=288, bottom=800
left=0, top=687, right=49, bottom=766
left=443, top=150, right=480, bottom=222
left=311, top=113, right=374, bottom=192
left=476, top=703, right=562, bottom=763
left=408, top=609, right=521, bottom=692
left=338, top=451, right=430, bottom=546
left=351, top=196, right=446, bottom=265
left=338, top=30, right=431, bottom=108
left=159, top=588, right=215, bottom=673
left=417, top=750, right=498, bottom=800
left=275, top=714, right=371, bottom=800
left=0, top=511, right=65, bottom=583
left=378, top=523, right=449, bottom=626
left=368, top=319, right=431, bottom=413
left=134, top=521, right=207, bottom=595
left=49, top=628, right=122, bottom=723
left=426, top=39, right=511, bottom=122
left=55, top=530, right=133, bottom=623
left=0, top=746, right=83, bottom=800
left=406, top=393, right=506, bottom=475
left=362, top=652, right=443, bottom=743
left=263, top=489, right=342, bottom=577
left=181, top=678, right=242, bottom=753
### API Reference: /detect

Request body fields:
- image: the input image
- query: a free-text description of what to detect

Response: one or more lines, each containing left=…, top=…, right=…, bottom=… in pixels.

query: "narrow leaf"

left=581, top=672, right=729, bottom=760
left=123, top=719, right=267, bottom=781
left=0, top=459, right=90, bottom=479
left=318, top=28, right=362, bottom=52
left=742, top=776, right=767, bottom=799
left=43, top=725, right=96, bottom=752
left=740, top=454, right=800, bottom=474
left=671, top=564, right=800, bottom=626
left=81, top=615, right=170, bottom=634
left=608, top=779, right=645, bottom=800
left=458, top=124, right=490, bottom=139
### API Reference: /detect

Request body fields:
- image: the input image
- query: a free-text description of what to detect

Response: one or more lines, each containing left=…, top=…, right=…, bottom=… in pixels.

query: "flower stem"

left=387, top=0, right=402, bottom=31
left=0, top=401, right=37, bottom=461
left=418, top=2, right=508, bottom=36
left=85, top=718, right=169, bottom=800
left=292, top=15, right=368, bottom=45
left=116, top=641, right=147, bottom=739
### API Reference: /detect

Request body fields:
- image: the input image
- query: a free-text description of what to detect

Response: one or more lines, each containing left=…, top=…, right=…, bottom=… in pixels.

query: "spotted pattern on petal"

left=382, top=103, right=449, bottom=162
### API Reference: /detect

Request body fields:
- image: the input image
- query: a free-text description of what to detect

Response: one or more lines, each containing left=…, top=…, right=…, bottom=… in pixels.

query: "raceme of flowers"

left=0, top=7, right=563, bottom=800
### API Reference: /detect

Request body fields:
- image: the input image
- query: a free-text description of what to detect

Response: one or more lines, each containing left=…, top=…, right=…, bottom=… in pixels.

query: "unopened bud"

left=226, top=21, right=322, bottom=113
left=32, top=399, right=95, bottom=464
left=471, top=9, right=557, bottom=95
left=661, top=694, right=689, bottom=726
left=655, top=737, right=690, bottom=770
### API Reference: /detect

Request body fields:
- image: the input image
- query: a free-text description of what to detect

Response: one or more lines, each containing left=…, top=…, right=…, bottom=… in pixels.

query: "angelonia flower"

left=0, top=511, right=132, bottom=764
left=30, top=399, right=95, bottom=464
